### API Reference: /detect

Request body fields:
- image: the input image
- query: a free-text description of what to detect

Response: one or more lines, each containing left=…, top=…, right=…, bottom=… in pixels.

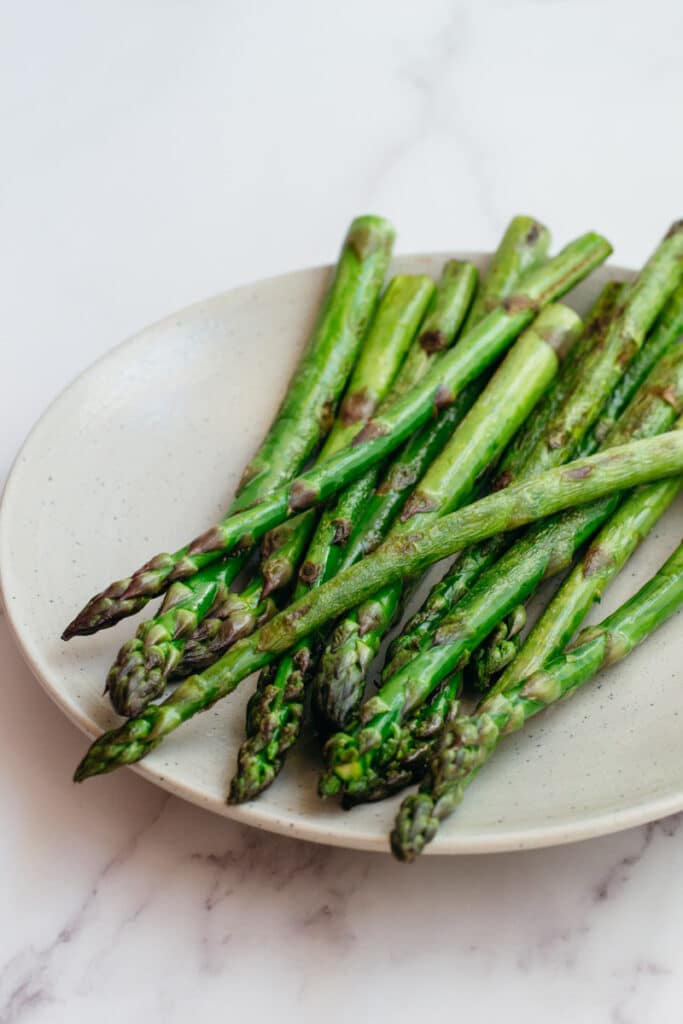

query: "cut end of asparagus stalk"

left=345, top=215, right=397, bottom=260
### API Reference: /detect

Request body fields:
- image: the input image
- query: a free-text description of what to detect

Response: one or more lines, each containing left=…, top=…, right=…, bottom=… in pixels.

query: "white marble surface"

left=3, top=1, right=683, bottom=1021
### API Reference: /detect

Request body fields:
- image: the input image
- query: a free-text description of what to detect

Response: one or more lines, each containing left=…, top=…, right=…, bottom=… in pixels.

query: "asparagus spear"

left=315, top=282, right=617, bottom=724
left=381, top=282, right=625, bottom=680
left=76, top=428, right=683, bottom=781
left=228, top=262, right=479, bottom=802
left=576, top=281, right=683, bottom=455
left=351, top=605, right=525, bottom=807
left=320, top=353, right=683, bottom=799
left=107, top=274, right=433, bottom=714
left=460, top=216, right=551, bottom=331
left=340, top=218, right=553, bottom=567
left=172, top=275, right=436, bottom=673
left=392, top=537, right=683, bottom=861
left=488, top=391, right=683, bottom=699
left=384, top=223, right=683, bottom=678
left=228, top=221, right=550, bottom=802
left=65, top=232, right=613, bottom=639
left=466, top=604, right=527, bottom=692
left=312, top=304, right=582, bottom=733
left=455, top=335, right=683, bottom=695
left=341, top=674, right=463, bottom=808
left=63, top=215, right=395, bottom=640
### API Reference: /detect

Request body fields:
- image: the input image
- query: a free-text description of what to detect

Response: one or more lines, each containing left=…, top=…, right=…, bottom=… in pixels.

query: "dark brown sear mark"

left=340, top=387, right=375, bottom=425
left=434, top=384, right=454, bottom=410
left=332, top=518, right=351, bottom=545
left=665, top=219, right=683, bottom=239
left=400, top=491, right=440, bottom=521
left=502, top=294, right=537, bottom=314
left=419, top=329, right=446, bottom=354
left=583, top=544, right=615, bottom=577
left=318, top=399, right=335, bottom=434
left=352, top=420, right=389, bottom=446
left=289, top=480, right=319, bottom=511
left=298, top=560, right=322, bottom=586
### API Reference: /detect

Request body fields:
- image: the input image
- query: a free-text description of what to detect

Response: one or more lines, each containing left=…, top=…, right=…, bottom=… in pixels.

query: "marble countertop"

left=3, top=2, right=683, bottom=1021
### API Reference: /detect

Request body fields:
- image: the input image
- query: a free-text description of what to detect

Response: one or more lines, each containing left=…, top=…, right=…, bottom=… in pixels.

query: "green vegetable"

left=392, top=536, right=683, bottom=861
left=75, top=430, right=683, bottom=782
left=176, top=274, right=435, bottom=680
left=320, top=346, right=683, bottom=801
left=63, top=214, right=396, bottom=640
left=312, top=305, right=582, bottom=734
left=65, top=232, right=613, bottom=639
left=385, top=221, right=683, bottom=678
left=229, top=262, right=477, bottom=802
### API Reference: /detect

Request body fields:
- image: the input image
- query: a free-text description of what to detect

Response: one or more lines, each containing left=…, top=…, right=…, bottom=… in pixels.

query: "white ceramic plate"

left=2, top=253, right=682, bottom=855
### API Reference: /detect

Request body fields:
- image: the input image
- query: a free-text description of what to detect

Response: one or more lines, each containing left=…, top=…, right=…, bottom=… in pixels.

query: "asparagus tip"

left=390, top=793, right=437, bottom=862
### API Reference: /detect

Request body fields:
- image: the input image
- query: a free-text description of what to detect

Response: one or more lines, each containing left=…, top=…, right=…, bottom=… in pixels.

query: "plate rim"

left=4, top=251, right=677, bottom=857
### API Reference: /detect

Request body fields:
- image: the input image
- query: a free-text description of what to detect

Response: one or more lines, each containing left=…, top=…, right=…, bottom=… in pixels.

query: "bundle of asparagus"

left=63, top=213, right=683, bottom=863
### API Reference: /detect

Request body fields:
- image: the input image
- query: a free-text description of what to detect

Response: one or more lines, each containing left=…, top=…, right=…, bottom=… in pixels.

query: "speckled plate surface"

left=2, top=253, right=682, bottom=855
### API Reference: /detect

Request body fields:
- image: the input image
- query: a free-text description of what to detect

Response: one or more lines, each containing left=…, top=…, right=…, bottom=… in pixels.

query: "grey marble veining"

left=3, top=1, right=683, bottom=1021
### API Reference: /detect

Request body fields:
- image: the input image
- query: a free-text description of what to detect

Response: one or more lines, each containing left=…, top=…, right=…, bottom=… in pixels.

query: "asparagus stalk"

left=65, top=232, right=613, bottom=639
left=384, top=222, right=683, bottom=678
left=488, top=402, right=683, bottom=700
left=320, top=354, right=683, bottom=799
left=62, top=215, right=395, bottom=640
left=176, top=276, right=435, bottom=669
left=576, top=281, right=683, bottom=455
left=75, top=426, right=683, bottom=782
left=382, top=282, right=625, bottom=680
left=312, top=304, right=582, bottom=733
left=106, top=274, right=434, bottom=714
left=228, top=262, right=479, bottom=802
left=341, top=674, right=463, bottom=808
left=461, top=216, right=551, bottom=331
left=392, top=537, right=683, bottom=861
left=340, top=218, right=553, bottom=567
left=456, top=342, right=683, bottom=696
